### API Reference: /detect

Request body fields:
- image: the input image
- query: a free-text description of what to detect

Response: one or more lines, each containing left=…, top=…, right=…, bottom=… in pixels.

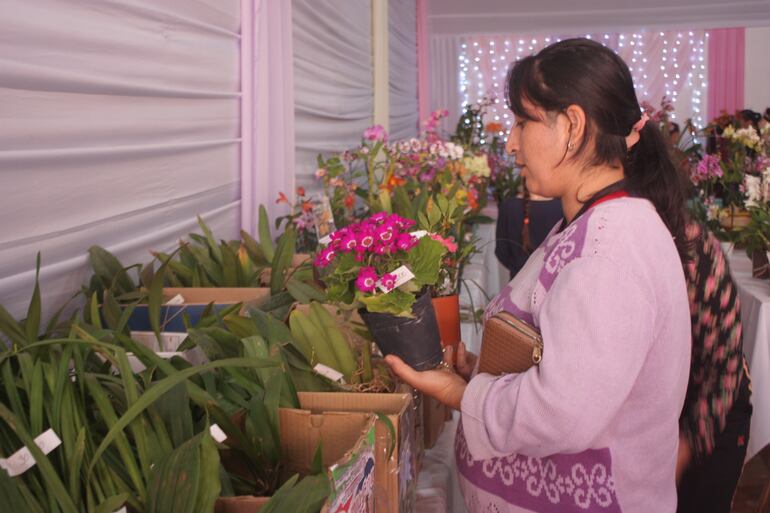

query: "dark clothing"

left=494, top=197, right=563, bottom=279
left=677, top=369, right=752, bottom=513
left=677, top=223, right=752, bottom=513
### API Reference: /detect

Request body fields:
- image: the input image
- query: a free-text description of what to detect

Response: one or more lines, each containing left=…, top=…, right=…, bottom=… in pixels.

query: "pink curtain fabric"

left=416, top=0, right=430, bottom=126
left=241, top=0, right=296, bottom=235
left=707, top=28, right=745, bottom=122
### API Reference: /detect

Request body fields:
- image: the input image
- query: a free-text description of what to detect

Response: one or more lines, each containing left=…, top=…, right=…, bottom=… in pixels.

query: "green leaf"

left=196, top=215, right=223, bottom=265
left=357, top=288, right=415, bottom=317
left=285, top=277, right=326, bottom=304
left=259, top=205, right=275, bottom=263
left=88, top=245, right=136, bottom=295
left=25, top=253, right=42, bottom=343
left=148, top=264, right=167, bottom=349
left=407, top=236, right=446, bottom=287
left=270, top=228, right=297, bottom=294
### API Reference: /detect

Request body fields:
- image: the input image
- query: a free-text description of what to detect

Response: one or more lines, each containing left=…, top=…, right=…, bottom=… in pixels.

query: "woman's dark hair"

left=505, top=38, right=691, bottom=260
left=739, top=109, right=761, bottom=129
left=764, top=108, right=770, bottom=123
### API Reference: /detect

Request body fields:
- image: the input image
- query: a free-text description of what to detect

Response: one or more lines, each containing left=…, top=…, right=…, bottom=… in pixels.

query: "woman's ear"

left=564, top=104, right=587, bottom=148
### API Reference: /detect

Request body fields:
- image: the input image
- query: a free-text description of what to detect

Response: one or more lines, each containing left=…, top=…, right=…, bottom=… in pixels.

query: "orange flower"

left=301, top=200, right=314, bottom=213
left=276, top=192, right=289, bottom=204
left=485, top=122, right=503, bottom=133
left=344, top=194, right=355, bottom=209
left=297, top=186, right=306, bottom=197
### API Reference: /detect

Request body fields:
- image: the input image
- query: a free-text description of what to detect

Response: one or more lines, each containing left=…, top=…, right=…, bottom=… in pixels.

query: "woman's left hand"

left=384, top=353, right=468, bottom=410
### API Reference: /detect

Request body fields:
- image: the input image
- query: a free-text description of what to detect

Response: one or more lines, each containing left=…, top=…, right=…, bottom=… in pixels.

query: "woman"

left=387, top=38, right=692, bottom=512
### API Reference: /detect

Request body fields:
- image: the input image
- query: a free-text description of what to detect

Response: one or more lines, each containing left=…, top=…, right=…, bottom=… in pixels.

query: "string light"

left=459, top=30, right=709, bottom=131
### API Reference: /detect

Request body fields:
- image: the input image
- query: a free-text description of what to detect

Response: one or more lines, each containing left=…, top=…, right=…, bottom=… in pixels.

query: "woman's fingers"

left=384, top=354, right=467, bottom=410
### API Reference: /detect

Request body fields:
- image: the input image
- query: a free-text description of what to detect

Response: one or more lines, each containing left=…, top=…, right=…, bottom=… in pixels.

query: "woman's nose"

left=505, top=127, right=518, bottom=155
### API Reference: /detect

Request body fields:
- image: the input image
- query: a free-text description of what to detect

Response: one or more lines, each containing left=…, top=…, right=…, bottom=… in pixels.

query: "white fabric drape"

left=292, top=0, right=373, bottom=191
left=459, top=30, right=709, bottom=131
left=0, top=0, right=241, bottom=319
left=245, top=0, right=295, bottom=231
left=429, top=35, right=462, bottom=136
left=389, top=0, right=419, bottom=140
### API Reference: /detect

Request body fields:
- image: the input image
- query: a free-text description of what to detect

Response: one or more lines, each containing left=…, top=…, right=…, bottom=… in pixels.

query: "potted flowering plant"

left=275, top=187, right=320, bottom=253
left=314, top=212, right=447, bottom=370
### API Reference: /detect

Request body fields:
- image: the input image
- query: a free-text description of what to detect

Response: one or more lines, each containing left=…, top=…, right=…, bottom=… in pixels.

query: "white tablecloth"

left=727, top=251, right=770, bottom=460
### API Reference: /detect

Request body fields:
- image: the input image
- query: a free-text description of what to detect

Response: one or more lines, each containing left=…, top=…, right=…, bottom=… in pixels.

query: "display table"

left=727, top=250, right=770, bottom=460
left=415, top=415, right=468, bottom=513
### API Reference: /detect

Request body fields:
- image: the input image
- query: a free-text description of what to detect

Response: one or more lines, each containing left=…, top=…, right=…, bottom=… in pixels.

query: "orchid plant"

left=314, top=212, right=447, bottom=317
left=275, top=187, right=319, bottom=253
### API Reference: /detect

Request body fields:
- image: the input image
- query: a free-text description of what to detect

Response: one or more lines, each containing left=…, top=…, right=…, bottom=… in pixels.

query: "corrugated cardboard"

left=218, top=408, right=376, bottom=513
left=296, top=391, right=417, bottom=513
left=397, top=384, right=425, bottom=472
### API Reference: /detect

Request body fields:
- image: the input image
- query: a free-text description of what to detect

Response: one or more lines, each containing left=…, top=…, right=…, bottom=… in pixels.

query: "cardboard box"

left=296, top=391, right=417, bottom=513
left=218, top=408, right=376, bottom=513
left=125, top=287, right=271, bottom=333
left=397, top=384, right=425, bottom=472
left=423, top=394, right=447, bottom=449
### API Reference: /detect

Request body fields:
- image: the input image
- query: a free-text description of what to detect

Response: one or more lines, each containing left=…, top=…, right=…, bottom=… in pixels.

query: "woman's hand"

left=455, top=342, right=478, bottom=382
left=385, top=350, right=468, bottom=410
left=676, top=432, right=692, bottom=484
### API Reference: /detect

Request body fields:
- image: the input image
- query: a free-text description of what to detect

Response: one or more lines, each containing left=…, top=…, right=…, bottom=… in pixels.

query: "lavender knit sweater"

left=458, top=197, right=691, bottom=513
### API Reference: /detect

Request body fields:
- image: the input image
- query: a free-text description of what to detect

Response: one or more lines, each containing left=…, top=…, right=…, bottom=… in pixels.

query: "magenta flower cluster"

left=691, top=154, right=723, bottom=184
left=314, top=212, right=418, bottom=293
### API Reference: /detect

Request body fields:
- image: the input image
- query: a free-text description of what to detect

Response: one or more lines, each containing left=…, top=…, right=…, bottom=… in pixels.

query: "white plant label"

left=0, top=429, right=61, bottom=477
left=377, top=265, right=415, bottom=293
left=314, top=363, right=345, bottom=383
left=164, top=294, right=185, bottom=306
left=409, top=230, right=429, bottom=239
left=209, top=424, right=227, bottom=443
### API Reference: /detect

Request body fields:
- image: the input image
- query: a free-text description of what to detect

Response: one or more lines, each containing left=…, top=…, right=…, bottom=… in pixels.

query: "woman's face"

left=505, top=99, right=571, bottom=198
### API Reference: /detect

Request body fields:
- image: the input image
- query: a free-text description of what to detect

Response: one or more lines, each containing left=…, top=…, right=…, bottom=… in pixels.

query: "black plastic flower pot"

left=359, top=293, right=443, bottom=371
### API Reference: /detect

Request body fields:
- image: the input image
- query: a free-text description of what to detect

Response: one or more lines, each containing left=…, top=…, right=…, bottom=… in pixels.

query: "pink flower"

left=375, top=224, right=395, bottom=243
left=372, top=243, right=389, bottom=255
left=355, top=267, right=378, bottom=293
left=363, top=124, right=388, bottom=142
left=356, top=228, right=376, bottom=250
left=340, top=234, right=357, bottom=252
left=395, top=233, right=417, bottom=251
left=314, top=247, right=336, bottom=268
left=380, top=273, right=397, bottom=291
left=314, top=168, right=327, bottom=179
left=430, top=234, right=458, bottom=253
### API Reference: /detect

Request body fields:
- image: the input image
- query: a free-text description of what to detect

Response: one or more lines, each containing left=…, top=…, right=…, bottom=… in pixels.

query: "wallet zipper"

left=496, top=315, right=544, bottom=364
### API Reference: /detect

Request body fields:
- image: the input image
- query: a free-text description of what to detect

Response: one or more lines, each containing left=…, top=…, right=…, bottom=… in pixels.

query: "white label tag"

left=126, top=352, right=182, bottom=373
left=209, top=424, right=227, bottom=443
left=319, top=235, right=332, bottom=245
left=377, top=265, right=415, bottom=293
left=0, top=429, right=61, bottom=477
left=113, top=508, right=127, bottom=513
left=409, top=230, right=429, bottom=239
left=164, top=294, right=185, bottom=306
left=314, top=363, right=346, bottom=383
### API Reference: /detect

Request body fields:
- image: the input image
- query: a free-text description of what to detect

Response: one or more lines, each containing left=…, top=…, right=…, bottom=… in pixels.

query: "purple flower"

left=363, top=125, right=388, bottom=143
left=355, top=267, right=378, bottom=293
left=380, top=273, right=397, bottom=291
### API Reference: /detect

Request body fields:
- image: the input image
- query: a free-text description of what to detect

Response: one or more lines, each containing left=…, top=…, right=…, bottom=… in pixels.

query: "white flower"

left=410, top=138, right=422, bottom=153
left=398, top=141, right=411, bottom=153
left=314, top=168, right=327, bottom=178
left=744, top=174, right=762, bottom=207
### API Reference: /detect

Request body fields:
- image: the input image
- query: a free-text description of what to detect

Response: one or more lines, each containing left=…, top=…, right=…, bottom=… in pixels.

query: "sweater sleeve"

left=461, top=255, right=656, bottom=459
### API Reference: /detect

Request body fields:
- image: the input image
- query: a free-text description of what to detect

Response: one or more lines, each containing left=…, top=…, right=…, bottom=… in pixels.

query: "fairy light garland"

left=458, top=29, right=709, bottom=131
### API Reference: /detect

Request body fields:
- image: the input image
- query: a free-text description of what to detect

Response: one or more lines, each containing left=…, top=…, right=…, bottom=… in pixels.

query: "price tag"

left=0, top=429, right=61, bottom=477
left=377, top=265, right=415, bottom=293
left=314, top=363, right=345, bottom=384
left=209, top=424, right=227, bottom=443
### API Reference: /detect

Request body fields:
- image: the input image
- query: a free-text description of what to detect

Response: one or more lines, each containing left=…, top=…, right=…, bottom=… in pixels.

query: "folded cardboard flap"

left=295, top=392, right=416, bottom=513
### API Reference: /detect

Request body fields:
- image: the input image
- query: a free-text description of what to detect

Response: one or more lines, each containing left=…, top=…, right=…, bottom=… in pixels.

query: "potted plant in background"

left=314, top=212, right=447, bottom=371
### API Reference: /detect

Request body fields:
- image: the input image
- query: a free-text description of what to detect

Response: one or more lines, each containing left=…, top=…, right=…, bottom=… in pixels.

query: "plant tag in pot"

left=0, top=429, right=61, bottom=477
left=377, top=265, right=415, bottom=293
left=314, top=363, right=346, bottom=383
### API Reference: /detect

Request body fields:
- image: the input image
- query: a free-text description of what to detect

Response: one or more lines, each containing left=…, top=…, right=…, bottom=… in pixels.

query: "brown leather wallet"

left=478, top=311, right=543, bottom=375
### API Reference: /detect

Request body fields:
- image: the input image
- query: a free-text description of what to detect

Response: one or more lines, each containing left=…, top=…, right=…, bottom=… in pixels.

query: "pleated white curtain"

left=389, top=0, right=419, bottom=140
left=292, top=0, right=373, bottom=191
left=0, top=0, right=242, bottom=319
left=429, top=34, right=463, bottom=137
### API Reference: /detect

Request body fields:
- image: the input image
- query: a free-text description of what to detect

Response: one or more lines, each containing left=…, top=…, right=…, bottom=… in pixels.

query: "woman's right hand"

left=454, top=342, right=478, bottom=382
